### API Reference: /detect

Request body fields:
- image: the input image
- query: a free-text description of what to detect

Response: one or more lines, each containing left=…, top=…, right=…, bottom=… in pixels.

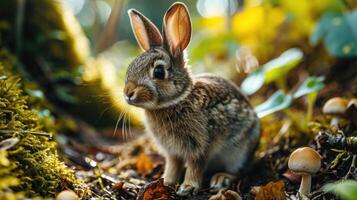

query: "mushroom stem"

left=299, top=174, right=311, bottom=196
left=330, top=117, right=340, bottom=129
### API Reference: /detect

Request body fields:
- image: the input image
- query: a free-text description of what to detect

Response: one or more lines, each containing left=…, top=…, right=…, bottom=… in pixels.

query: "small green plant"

left=323, top=180, right=357, bottom=200
left=254, top=76, right=324, bottom=120
left=241, top=48, right=303, bottom=95
left=294, top=76, right=325, bottom=122
left=241, top=48, right=324, bottom=120
left=254, top=90, right=293, bottom=118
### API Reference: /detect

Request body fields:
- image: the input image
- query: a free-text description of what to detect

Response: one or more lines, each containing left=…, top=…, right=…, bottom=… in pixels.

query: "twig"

left=0, top=129, right=53, bottom=138
left=316, top=131, right=357, bottom=153
left=344, top=155, right=356, bottom=179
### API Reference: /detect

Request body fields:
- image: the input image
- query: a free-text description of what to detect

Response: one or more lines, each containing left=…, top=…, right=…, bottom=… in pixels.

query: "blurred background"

left=1, top=0, right=357, bottom=199
left=61, top=0, right=356, bottom=132
left=1, top=0, right=356, bottom=145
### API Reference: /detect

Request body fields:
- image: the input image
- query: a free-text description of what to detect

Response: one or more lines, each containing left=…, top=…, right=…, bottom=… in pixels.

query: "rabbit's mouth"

left=124, top=81, right=157, bottom=108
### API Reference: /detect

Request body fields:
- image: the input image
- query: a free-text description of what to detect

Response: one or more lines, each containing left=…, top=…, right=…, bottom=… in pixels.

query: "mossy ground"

left=0, top=49, right=85, bottom=199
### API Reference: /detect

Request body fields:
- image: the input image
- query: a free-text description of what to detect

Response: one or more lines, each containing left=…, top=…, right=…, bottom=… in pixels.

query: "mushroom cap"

left=346, top=98, right=357, bottom=125
left=322, top=97, right=348, bottom=115
left=288, top=147, right=321, bottom=174
left=56, top=190, right=78, bottom=200
left=347, top=98, right=357, bottom=110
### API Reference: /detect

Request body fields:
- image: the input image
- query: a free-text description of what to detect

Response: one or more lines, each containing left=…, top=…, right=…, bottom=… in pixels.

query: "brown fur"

left=125, top=2, right=260, bottom=196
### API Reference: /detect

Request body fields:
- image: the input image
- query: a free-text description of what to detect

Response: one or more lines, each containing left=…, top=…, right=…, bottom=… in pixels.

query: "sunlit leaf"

left=263, top=48, right=303, bottom=83
left=311, top=11, right=357, bottom=57
left=240, top=69, right=264, bottom=95
left=136, top=153, right=154, bottom=175
left=323, top=180, right=357, bottom=200
left=255, top=90, right=293, bottom=118
left=293, top=76, right=325, bottom=98
left=232, top=5, right=285, bottom=48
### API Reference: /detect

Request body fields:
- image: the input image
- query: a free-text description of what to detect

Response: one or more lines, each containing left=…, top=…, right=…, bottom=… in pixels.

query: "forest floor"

left=58, top=119, right=356, bottom=200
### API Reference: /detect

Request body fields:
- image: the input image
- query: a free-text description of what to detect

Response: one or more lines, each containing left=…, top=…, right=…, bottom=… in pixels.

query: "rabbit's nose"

left=124, top=81, right=138, bottom=104
left=127, top=91, right=135, bottom=98
left=125, top=90, right=136, bottom=103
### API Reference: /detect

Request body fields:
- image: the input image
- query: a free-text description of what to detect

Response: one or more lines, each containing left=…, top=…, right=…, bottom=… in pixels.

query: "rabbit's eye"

left=153, top=65, right=166, bottom=80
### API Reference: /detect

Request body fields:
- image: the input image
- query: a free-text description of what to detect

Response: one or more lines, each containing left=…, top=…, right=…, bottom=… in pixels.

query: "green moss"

left=0, top=151, right=23, bottom=200
left=0, top=0, right=90, bottom=105
left=0, top=49, right=86, bottom=198
left=0, top=0, right=89, bottom=69
left=26, top=0, right=90, bottom=68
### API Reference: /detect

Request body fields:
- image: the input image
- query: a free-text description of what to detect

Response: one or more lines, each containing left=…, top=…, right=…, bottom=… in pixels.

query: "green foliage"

left=311, top=10, right=357, bottom=57
left=240, top=69, right=265, bottom=96
left=293, top=76, right=325, bottom=98
left=190, top=33, right=238, bottom=62
left=263, top=48, right=303, bottom=83
left=255, top=90, right=293, bottom=118
left=241, top=48, right=303, bottom=95
left=323, top=180, right=357, bottom=200
left=0, top=0, right=90, bottom=104
left=0, top=49, right=84, bottom=198
left=294, top=76, right=325, bottom=122
left=254, top=76, right=325, bottom=118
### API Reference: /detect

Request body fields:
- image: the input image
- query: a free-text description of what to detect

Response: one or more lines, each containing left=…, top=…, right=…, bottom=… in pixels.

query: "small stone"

left=217, top=104, right=225, bottom=112
left=211, top=108, right=219, bottom=115
left=228, top=109, right=236, bottom=116
left=231, top=99, right=239, bottom=104
left=227, top=104, right=235, bottom=111
left=56, top=190, right=78, bottom=200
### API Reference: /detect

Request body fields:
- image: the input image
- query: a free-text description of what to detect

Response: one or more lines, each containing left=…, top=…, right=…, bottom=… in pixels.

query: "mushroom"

left=346, top=98, right=357, bottom=127
left=288, top=147, right=321, bottom=196
left=55, top=190, right=79, bottom=200
left=322, top=97, right=348, bottom=129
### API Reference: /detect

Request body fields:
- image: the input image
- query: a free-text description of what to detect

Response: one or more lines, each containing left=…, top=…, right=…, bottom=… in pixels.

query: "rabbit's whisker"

left=113, top=111, right=124, bottom=137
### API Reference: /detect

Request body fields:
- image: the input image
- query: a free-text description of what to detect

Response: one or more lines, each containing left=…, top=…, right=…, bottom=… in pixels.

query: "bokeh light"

left=63, top=0, right=85, bottom=15
left=196, top=0, right=238, bottom=18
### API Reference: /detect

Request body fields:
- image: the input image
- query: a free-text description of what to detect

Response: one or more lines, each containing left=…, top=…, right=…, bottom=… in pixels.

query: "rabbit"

left=124, top=2, right=261, bottom=196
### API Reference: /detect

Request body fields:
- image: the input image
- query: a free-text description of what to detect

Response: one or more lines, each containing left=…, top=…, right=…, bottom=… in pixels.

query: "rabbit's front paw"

left=177, top=182, right=200, bottom=196
left=210, top=173, right=236, bottom=192
left=163, top=177, right=177, bottom=187
left=163, top=155, right=184, bottom=186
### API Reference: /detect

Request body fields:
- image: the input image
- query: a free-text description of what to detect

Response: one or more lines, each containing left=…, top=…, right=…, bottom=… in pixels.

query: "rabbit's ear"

left=163, top=2, right=192, bottom=57
left=128, top=9, right=163, bottom=51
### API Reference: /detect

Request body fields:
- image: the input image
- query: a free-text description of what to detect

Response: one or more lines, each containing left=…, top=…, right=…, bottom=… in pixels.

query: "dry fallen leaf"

left=136, top=178, right=173, bottom=200
left=136, top=153, right=154, bottom=175
left=254, top=180, right=286, bottom=200
left=112, top=182, right=124, bottom=190
left=209, top=189, right=242, bottom=200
